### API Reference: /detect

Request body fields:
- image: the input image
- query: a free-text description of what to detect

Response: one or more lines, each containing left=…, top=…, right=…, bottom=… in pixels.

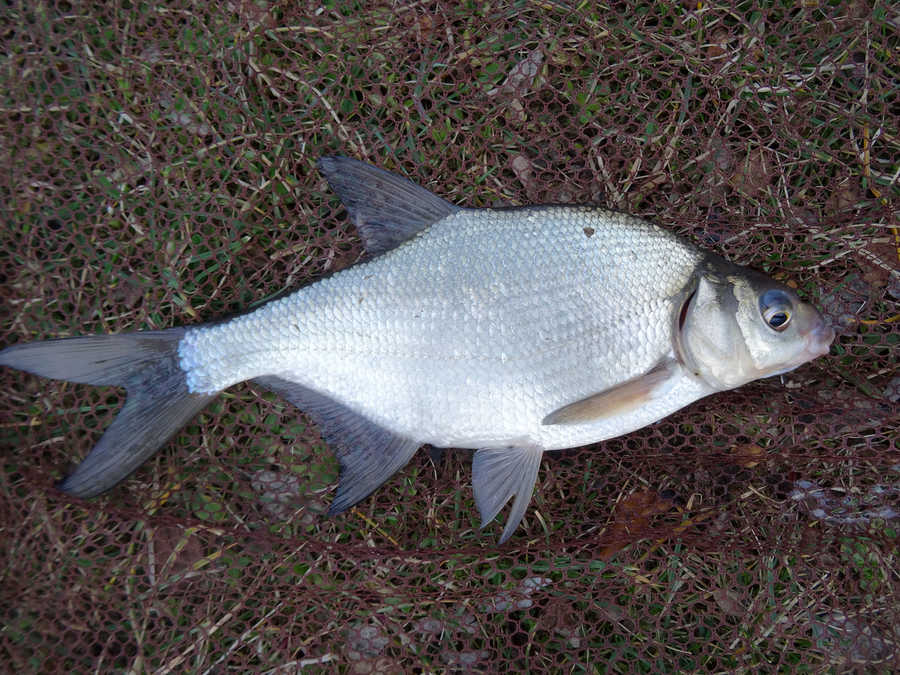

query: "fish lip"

left=805, top=320, right=835, bottom=359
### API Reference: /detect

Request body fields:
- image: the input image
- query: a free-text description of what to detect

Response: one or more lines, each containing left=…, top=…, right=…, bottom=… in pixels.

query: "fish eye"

left=764, top=307, right=791, bottom=330
left=759, top=289, right=793, bottom=332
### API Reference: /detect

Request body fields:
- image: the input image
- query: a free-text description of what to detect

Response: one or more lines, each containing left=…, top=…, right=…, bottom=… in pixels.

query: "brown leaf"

left=488, top=49, right=544, bottom=124
left=858, top=241, right=897, bottom=289
left=595, top=490, right=676, bottom=560
left=151, top=525, right=205, bottom=577
left=510, top=154, right=534, bottom=193
left=732, top=444, right=765, bottom=469
left=487, top=49, right=544, bottom=99
left=825, top=177, right=859, bottom=214
left=729, top=148, right=772, bottom=196
left=705, top=28, right=732, bottom=59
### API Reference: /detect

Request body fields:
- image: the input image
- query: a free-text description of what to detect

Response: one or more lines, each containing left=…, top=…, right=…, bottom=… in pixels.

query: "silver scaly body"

left=179, top=206, right=709, bottom=452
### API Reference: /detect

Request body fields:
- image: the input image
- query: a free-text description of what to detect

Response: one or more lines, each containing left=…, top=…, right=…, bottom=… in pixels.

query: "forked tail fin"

left=0, top=329, right=216, bottom=497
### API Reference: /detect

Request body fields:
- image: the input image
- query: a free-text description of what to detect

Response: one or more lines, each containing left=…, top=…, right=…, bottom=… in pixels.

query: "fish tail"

left=0, top=329, right=216, bottom=497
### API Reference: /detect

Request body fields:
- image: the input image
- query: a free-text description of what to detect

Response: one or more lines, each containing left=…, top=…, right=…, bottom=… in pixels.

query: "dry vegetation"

left=0, top=1, right=897, bottom=672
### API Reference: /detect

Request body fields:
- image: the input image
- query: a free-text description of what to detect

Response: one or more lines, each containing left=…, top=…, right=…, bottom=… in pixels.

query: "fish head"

left=677, top=258, right=834, bottom=391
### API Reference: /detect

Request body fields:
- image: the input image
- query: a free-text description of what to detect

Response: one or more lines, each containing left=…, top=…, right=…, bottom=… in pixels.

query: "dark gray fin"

left=542, top=358, right=679, bottom=426
left=0, top=330, right=216, bottom=497
left=317, top=156, right=460, bottom=256
left=253, top=376, right=420, bottom=514
left=472, top=445, right=543, bottom=544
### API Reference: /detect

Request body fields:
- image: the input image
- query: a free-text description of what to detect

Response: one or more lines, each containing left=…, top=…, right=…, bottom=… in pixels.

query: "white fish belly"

left=179, top=206, right=704, bottom=450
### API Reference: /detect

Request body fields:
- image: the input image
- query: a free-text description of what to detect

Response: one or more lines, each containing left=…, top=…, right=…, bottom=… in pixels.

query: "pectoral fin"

left=472, top=445, right=543, bottom=544
left=542, top=359, right=678, bottom=426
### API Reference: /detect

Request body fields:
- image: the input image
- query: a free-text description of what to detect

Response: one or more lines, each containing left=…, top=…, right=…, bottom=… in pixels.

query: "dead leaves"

left=594, top=490, right=677, bottom=560
left=487, top=49, right=544, bottom=124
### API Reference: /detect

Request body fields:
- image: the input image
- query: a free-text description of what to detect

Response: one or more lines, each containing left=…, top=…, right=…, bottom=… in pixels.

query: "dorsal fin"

left=317, top=156, right=460, bottom=256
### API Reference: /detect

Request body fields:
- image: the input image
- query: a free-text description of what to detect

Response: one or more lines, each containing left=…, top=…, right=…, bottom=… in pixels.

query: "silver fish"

left=0, top=157, right=834, bottom=542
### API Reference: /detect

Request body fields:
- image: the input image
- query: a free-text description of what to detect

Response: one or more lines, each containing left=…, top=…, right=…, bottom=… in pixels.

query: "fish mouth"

left=804, top=320, right=835, bottom=359
left=764, top=319, right=834, bottom=380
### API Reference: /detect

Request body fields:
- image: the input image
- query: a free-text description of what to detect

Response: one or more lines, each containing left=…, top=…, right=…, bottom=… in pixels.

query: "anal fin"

left=472, top=445, right=544, bottom=544
left=253, top=376, right=420, bottom=514
left=542, top=358, right=678, bottom=426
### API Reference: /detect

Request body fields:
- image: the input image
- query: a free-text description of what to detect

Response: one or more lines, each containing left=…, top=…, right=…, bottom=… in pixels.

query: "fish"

left=0, top=156, right=835, bottom=542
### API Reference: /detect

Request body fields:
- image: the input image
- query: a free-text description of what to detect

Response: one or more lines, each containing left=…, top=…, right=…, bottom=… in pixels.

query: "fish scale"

left=179, top=207, right=701, bottom=451
left=0, top=156, right=834, bottom=543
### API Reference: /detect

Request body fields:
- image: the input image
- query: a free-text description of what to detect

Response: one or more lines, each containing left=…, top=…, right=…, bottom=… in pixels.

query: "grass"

left=1, top=0, right=898, bottom=672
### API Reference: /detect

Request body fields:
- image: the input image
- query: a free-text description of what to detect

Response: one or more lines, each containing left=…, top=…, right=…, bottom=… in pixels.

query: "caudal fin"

left=0, top=329, right=216, bottom=497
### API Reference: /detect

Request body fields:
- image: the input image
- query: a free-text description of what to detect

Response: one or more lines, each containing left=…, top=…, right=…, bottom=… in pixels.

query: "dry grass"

left=0, top=1, right=897, bottom=672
